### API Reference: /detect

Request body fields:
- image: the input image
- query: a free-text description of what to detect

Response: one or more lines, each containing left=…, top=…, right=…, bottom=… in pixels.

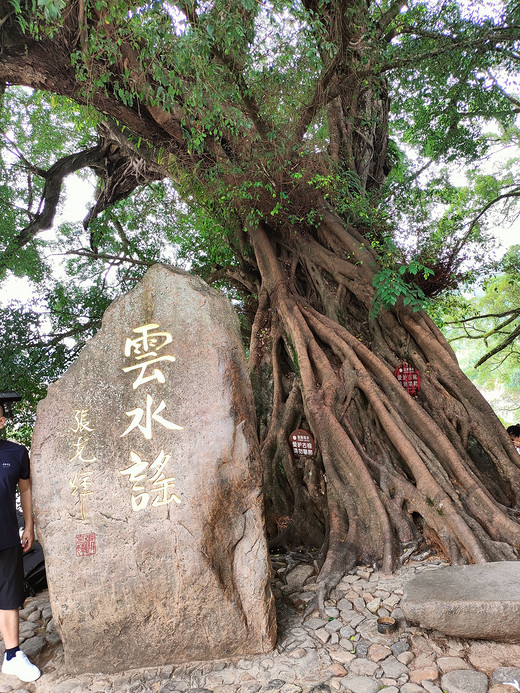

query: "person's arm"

left=18, top=477, right=35, bottom=553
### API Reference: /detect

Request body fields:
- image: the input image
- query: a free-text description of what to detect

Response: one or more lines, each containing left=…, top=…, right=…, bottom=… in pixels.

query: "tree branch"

left=15, top=145, right=103, bottom=248
left=63, top=249, right=155, bottom=268
left=379, top=27, right=520, bottom=73
left=0, top=130, right=47, bottom=177
left=446, top=309, right=520, bottom=327
left=176, top=0, right=269, bottom=142
left=291, top=52, right=343, bottom=146
left=204, top=263, right=257, bottom=294
left=441, top=186, right=520, bottom=276
left=474, top=322, right=520, bottom=368
left=34, top=320, right=98, bottom=350
left=377, top=0, right=408, bottom=36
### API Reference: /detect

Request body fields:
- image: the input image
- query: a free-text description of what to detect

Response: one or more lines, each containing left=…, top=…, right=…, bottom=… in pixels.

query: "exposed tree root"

left=248, top=219, right=520, bottom=608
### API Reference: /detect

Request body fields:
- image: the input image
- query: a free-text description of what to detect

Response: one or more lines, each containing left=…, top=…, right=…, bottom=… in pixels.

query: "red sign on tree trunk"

left=394, top=363, right=421, bottom=397
left=289, top=429, right=316, bottom=456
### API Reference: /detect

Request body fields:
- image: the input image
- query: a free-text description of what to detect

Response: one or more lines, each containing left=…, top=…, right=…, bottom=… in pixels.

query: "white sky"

left=494, top=223, right=519, bottom=251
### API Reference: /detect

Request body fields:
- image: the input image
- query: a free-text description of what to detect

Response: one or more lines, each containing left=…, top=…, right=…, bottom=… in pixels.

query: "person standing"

left=0, top=404, right=41, bottom=682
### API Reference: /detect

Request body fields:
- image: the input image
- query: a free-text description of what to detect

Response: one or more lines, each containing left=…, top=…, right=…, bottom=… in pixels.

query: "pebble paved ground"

left=2, top=555, right=520, bottom=693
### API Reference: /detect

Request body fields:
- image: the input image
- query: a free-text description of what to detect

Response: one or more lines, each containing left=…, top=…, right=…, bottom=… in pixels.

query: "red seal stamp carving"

left=75, top=533, right=96, bottom=556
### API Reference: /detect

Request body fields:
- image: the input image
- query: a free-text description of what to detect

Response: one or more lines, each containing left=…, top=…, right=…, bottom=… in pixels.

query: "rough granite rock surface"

left=29, top=263, right=276, bottom=674
left=402, top=562, right=520, bottom=642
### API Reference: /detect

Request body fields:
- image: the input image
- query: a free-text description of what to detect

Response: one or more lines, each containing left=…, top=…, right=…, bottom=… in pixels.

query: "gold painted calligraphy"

left=68, top=410, right=97, bottom=521
left=119, top=322, right=183, bottom=511
left=121, top=394, right=183, bottom=440
left=120, top=449, right=182, bottom=511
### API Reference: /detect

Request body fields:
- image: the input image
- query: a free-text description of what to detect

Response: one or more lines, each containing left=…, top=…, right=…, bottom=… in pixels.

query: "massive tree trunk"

left=248, top=212, right=520, bottom=610
left=1, top=0, right=520, bottom=610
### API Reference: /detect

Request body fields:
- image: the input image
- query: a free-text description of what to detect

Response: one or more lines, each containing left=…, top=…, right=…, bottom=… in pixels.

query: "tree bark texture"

left=1, top=0, right=520, bottom=609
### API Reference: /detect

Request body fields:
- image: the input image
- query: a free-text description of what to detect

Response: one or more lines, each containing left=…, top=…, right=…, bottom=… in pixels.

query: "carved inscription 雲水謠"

left=119, top=323, right=183, bottom=512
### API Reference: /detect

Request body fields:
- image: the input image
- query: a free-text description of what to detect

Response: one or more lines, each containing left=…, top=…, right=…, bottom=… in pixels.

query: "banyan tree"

left=1, top=0, right=520, bottom=609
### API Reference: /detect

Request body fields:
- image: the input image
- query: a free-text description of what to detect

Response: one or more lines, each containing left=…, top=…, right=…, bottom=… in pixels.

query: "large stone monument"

left=30, top=264, right=276, bottom=673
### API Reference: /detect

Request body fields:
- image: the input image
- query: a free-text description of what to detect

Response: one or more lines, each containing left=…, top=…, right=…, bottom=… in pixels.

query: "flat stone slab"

left=402, top=562, right=520, bottom=642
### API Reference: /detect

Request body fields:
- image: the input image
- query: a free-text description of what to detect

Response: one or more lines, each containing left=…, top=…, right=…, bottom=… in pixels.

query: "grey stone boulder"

left=285, top=564, right=315, bottom=588
left=31, top=263, right=276, bottom=673
left=20, top=635, right=46, bottom=659
left=380, top=655, right=409, bottom=678
left=402, top=562, right=520, bottom=642
left=342, top=677, right=381, bottom=693
left=440, top=669, right=489, bottom=693
left=491, top=667, right=520, bottom=687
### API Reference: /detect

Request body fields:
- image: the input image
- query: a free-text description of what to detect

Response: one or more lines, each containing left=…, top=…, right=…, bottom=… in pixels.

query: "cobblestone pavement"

left=2, top=556, right=520, bottom=693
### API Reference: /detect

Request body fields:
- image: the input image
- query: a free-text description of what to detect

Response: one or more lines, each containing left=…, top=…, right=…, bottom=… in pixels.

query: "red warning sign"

left=394, top=363, right=421, bottom=397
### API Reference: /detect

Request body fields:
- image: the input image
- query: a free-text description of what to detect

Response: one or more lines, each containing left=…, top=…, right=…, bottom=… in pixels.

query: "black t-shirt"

left=0, top=439, right=30, bottom=551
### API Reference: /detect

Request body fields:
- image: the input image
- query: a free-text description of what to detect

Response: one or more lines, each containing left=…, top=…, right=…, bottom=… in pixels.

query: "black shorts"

left=0, top=545, right=25, bottom=610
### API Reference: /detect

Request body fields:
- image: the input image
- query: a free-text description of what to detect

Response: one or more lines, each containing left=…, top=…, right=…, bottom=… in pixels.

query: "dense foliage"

left=442, top=245, right=520, bottom=426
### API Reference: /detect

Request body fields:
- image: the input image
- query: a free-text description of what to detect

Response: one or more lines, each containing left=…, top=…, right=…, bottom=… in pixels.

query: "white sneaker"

left=1, top=650, right=41, bottom=682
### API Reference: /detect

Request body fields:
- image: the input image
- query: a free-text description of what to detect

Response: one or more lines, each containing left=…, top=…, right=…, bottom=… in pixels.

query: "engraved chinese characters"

left=31, top=263, right=276, bottom=674
left=69, top=410, right=96, bottom=521
left=289, top=428, right=316, bottom=457
left=394, top=362, right=421, bottom=397
left=120, top=323, right=183, bottom=512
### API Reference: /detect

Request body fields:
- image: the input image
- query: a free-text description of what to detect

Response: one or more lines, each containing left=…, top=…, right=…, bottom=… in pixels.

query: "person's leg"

left=0, top=609, right=19, bottom=648
left=0, top=546, right=24, bottom=650
left=0, top=547, right=40, bottom=682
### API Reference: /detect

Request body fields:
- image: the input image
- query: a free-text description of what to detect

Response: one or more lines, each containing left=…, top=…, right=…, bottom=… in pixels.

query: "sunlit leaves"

left=2, top=0, right=520, bottom=430
left=387, top=0, right=520, bottom=162
left=441, top=244, right=520, bottom=423
left=0, top=87, right=98, bottom=281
